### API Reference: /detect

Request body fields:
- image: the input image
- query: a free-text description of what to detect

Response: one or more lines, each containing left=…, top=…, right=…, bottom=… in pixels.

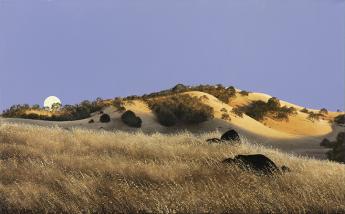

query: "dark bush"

left=221, top=113, right=231, bottom=121
left=239, top=90, right=249, bottom=96
left=88, top=119, right=95, bottom=124
left=172, top=84, right=188, bottom=93
left=267, top=97, right=281, bottom=110
left=148, top=94, right=214, bottom=126
left=220, top=108, right=228, bottom=113
left=326, top=132, right=345, bottom=163
left=100, top=114, right=111, bottom=123
left=121, top=110, right=142, bottom=128
left=231, top=107, right=244, bottom=118
left=307, top=112, right=322, bottom=121
left=300, top=108, right=309, bottom=113
left=319, top=108, right=328, bottom=115
left=334, top=114, right=345, bottom=125
left=320, top=138, right=334, bottom=148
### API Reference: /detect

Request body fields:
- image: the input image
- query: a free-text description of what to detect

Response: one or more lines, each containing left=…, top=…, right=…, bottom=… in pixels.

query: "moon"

left=44, top=96, right=62, bottom=109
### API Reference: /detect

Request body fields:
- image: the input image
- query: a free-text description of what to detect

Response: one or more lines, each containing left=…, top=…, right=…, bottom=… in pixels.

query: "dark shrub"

left=334, top=114, right=345, bottom=125
left=221, top=113, right=231, bottom=121
left=155, top=107, right=177, bottom=127
left=307, top=112, right=322, bottom=121
left=267, top=97, right=281, bottom=110
left=100, top=114, right=111, bottom=123
left=300, top=108, right=309, bottom=113
left=220, top=108, right=228, bottom=113
left=172, top=84, right=188, bottom=93
left=326, top=132, right=345, bottom=163
left=319, top=108, right=328, bottom=115
left=88, top=119, right=95, bottom=123
left=121, top=110, right=142, bottom=128
left=320, top=138, right=334, bottom=148
left=239, top=90, right=249, bottom=96
left=231, top=107, right=244, bottom=118
left=148, top=94, right=214, bottom=126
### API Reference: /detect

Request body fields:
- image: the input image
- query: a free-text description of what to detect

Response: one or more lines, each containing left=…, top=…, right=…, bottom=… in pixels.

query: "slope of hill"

left=0, top=123, right=344, bottom=213
left=1, top=86, right=343, bottom=160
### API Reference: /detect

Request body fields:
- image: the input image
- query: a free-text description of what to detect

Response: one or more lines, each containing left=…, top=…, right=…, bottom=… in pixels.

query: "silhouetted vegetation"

left=221, top=113, right=231, bottom=121
left=300, top=108, right=309, bottom=113
left=231, top=107, right=244, bottom=118
left=88, top=119, right=95, bottom=124
left=307, top=112, right=323, bottom=122
left=121, top=110, right=142, bottom=128
left=334, top=114, right=345, bottom=125
left=322, top=132, right=345, bottom=163
left=241, top=97, right=297, bottom=121
left=100, top=114, right=111, bottom=123
left=147, top=94, right=214, bottom=126
left=239, top=90, right=249, bottom=96
left=319, top=108, right=328, bottom=115
left=2, top=98, right=109, bottom=121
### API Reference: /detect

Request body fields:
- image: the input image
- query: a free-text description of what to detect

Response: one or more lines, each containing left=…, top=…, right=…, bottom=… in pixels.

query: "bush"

left=221, top=113, right=231, bottom=121
left=334, top=114, right=345, bottom=125
left=326, top=132, right=345, bottom=163
left=267, top=97, right=281, bottom=110
left=100, top=114, right=111, bottom=123
left=239, top=90, right=249, bottom=96
left=148, top=94, right=214, bottom=126
left=307, top=112, right=322, bottom=121
left=320, top=138, right=334, bottom=148
left=231, top=107, right=244, bottom=118
left=220, top=108, right=228, bottom=113
left=121, top=110, right=142, bottom=128
left=88, top=119, right=95, bottom=124
left=319, top=108, right=328, bottom=115
left=300, top=108, right=309, bottom=113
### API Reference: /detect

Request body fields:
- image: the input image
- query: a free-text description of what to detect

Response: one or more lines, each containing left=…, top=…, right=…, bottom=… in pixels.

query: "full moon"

left=44, top=96, right=62, bottom=109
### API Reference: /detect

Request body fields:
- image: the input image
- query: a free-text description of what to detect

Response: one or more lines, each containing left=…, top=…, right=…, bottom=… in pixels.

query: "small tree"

left=319, top=108, right=328, bottom=115
left=267, top=97, right=281, bottom=110
left=239, top=90, right=249, bottom=96
left=121, top=110, right=142, bottom=128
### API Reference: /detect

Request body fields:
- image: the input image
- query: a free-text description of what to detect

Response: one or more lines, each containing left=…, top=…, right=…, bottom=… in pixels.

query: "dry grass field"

left=0, top=123, right=345, bottom=213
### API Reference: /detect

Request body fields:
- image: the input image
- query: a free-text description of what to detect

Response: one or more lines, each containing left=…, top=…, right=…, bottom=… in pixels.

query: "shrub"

left=267, top=97, right=281, bottom=110
left=300, top=108, right=309, bottom=113
left=154, top=107, right=177, bottom=127
left=231, top=107, right=244, bottom=118
left=326, top=132, right=345, bottom=163
left=320, top=138, right=334, bottom=148
left=100, top=114, right=111, bottom=123
left=239, top=90, right=249, bottom=96
left=172, top=84, right=188, bottom=93
left=319, top=108, right=328, bottom=115
left=148, top=94, right=214, bottom=126
left=221, top=113, right=231, bottom=121
left=334, top=114, right=345, bottom=125
left=220, top=108, right=228, bottom=113
left=88, top=119, right=95, bottom=124
left=307, top=112, right=322, bottom=121
left=121, top=110, right=142, bottom=128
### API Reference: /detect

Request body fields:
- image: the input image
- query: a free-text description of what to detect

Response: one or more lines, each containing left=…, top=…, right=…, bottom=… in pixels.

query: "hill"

left=1, top=84, right=344, bottom=159
left=0, top=123, right=344, bottom=213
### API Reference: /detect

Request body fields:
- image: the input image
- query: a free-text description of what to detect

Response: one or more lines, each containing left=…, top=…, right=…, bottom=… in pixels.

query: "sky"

left=0, top=0, right=344, bottom=111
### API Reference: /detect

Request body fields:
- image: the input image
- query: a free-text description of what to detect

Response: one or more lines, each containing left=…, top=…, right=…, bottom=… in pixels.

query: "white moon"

left=44, top=96, right=62, bottom=109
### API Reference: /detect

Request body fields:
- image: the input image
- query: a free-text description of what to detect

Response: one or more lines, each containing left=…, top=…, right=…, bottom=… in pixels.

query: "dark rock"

left=221, top=129, right=241, bottom=143
left=222, top=154, right=281, bottom=175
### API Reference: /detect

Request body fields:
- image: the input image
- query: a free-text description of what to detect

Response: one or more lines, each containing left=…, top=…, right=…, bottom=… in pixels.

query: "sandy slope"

left=1, top=91, right=343, bottom=159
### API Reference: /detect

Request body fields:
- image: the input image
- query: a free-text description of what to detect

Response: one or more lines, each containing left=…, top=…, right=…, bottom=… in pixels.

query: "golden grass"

left=0, top=123, right=344, bottom=213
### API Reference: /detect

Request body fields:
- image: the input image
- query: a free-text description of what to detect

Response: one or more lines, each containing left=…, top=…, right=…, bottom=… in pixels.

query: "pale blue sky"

left=0, top=0, right=344, bottom=111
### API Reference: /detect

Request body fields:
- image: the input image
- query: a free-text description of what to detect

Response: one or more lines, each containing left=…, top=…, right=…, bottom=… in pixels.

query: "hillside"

left=0, top=123, right=344, bottom=213
left=1, top=85, right=344, bottom=159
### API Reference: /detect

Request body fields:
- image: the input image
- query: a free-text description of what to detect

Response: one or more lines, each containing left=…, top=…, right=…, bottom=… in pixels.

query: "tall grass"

left=0, top=123, right=344, bottom=213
